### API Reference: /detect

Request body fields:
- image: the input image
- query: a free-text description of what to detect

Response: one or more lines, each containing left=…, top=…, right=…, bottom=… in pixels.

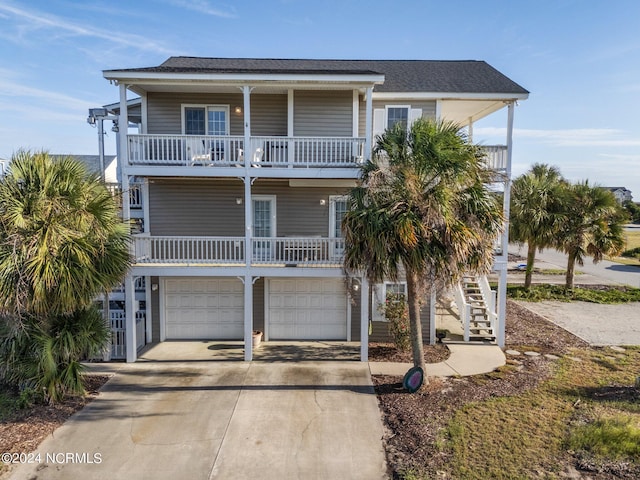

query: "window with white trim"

left=372, top=282, right=407, bottom=322
left=386, top=106, right=410, bottom=130
left=182, top=105, right=229, bottom=135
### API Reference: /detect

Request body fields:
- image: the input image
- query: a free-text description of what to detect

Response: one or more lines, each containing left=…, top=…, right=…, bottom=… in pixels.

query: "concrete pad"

left=9, top=360, right=387, bottom=480
left=516, top=301, right=640, bottom=346
left=443, top=344, right=506, bottom=376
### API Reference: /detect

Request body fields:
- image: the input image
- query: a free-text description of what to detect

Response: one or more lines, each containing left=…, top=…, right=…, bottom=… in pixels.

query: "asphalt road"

left=508, top=244, right=640, bottom=288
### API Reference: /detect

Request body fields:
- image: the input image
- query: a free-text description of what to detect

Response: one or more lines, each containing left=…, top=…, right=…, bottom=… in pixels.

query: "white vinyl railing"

left=105, top=182, right=143, bottom=209
left=128, top=135, right=245, bottom=166
left=252, top=237, right=345, bottom=264
left=126, top=134, right=365, bottom=168
left=133, top=235, right=245, bottom=264
left=250, top=136, right=365, bottom=167
left=478, top=275, right=498, bottom=335
left=453, top=283, right=472, bottom=342
left=131, top=235, right=345, bottom=265
left=482, top=145, right=508, bottom=171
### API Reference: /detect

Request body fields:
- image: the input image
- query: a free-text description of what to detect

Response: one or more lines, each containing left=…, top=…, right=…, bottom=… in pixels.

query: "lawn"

left=608, top=229, right=640, bottom=265
left=374, top=300, right=640, bottom=479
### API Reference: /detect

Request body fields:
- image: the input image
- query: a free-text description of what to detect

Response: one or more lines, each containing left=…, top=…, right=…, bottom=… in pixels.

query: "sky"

left=0, top=0, right=638, bottom=196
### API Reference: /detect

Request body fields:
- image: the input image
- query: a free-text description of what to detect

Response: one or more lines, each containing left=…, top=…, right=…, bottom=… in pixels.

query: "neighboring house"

left=605, top=187, right=633, bottom=204
left=102, top=57, right=528, bottom=362
left=51, top=155, right=119, bottom=183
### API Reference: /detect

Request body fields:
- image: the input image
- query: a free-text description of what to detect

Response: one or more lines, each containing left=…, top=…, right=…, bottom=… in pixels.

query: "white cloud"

left=0, top=79, right=97, bottom=111
left=0, top=3, right=171, bottom=54
left=475, top=127, right=640, bottom=148
left=166, top=0, right=237, bottom=18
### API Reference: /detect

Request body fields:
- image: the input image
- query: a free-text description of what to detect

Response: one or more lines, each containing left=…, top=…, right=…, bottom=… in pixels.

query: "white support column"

left=145, top=275, right=152, bottom=343
left=287, top=89, right=294, bottom=165
left=364, top=87, right=373, bottom=161
left=360, top=276, right=369, bottom=362
left=244, top=275, right=253, bottom=362
left=142, top=178, right=150, bottom=233
left=124, top=274, right=137, bottom=362
left=243, top=85, right=251, bottom=168
left=497, top=101, right=515, bottom=348
left=430, top=287, right=437, bottom=345
left=468, top=116, right=474, bottom=143
left=118, top=84, right=129, bottom=172
left=352, top=90, right=359, bottom=137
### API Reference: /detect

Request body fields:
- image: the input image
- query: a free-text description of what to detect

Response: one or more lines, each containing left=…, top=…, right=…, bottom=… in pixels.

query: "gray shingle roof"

left=105, top=57, right=528, bottom=95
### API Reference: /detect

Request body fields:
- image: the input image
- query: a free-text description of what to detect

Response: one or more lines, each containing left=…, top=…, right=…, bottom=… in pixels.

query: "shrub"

left=0, top=306, right=109, bottom=403
left=621, top=246, right=640, bottom=259
left=379, top=292, right=410, bottom=351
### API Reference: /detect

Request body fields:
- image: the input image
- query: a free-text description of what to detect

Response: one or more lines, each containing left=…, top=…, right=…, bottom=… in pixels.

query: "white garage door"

left=164, top=278, right=243, bottom=339
left=269, top=278, right=347, bottom=340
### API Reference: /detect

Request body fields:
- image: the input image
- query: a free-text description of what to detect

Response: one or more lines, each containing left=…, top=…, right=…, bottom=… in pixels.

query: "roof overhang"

left=103, top=70, right=385, bottom=95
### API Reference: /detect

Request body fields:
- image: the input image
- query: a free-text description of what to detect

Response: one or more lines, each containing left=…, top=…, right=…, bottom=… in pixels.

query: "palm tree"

left=555, top=181, right=625, bottom=290
left=510, top=164, right=566, bottom=289
left=0, top=150, right=130, bottom=401
left=343, top=119, right=503, bottom=372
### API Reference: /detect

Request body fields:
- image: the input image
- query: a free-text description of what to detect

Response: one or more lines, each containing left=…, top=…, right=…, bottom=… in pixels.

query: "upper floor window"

left=183, top=105, right=229, bottom=135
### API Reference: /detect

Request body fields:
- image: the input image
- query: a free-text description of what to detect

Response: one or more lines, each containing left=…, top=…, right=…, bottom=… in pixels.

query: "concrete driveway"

left=9, top=359, right=387, bottom=480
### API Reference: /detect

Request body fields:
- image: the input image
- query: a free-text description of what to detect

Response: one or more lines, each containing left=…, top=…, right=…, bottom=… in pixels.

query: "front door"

left=252, top=196, right=276, bottom=261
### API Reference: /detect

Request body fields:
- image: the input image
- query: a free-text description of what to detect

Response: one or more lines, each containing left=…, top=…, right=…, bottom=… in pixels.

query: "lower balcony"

left=132, top=235, right=344, bottom=267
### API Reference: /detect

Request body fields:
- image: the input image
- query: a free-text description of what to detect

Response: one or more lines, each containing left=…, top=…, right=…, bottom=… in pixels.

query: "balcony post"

left=242, top=85, right=251, bottom=168
left=118, top=83, right=129, bottom=171
left=364, top=86, right=373, bottom=161
left=124, top=273, right=137, bottom=362
left=360, top=276, right=369, bottom=362
left=496, top=101, right=515, bottom=348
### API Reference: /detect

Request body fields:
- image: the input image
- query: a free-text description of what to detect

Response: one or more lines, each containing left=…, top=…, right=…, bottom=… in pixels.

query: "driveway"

left=9, top=360, right=387, bottom=480
left=516, top=301, right=640, bottom=346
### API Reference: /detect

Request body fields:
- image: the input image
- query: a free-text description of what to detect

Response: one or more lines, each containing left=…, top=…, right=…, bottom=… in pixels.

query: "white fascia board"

left=103, top=71, right=385, bottom=86
left=129, top=265, right=246, bottom=277
left=372, top=92, right=529, bottom=101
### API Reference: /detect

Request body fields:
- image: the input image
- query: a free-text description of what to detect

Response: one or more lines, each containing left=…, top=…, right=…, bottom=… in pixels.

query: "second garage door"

left=268, top=278, right=347, bottom=340
left=164, top=278, right=243, bottom=339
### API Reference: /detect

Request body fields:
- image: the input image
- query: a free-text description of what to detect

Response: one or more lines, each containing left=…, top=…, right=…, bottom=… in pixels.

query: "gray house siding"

left=253, top=278, right=265, bottom=333
left=149, top=179, right=350, bottom=237
left=150, top=275, right=160, bottom=343
left=369, top=301, right=431, bottom=344
left=146, top=92, right=287, bottom=136
left=294, top=90, right=353, bottom=136
left=358, top=99, right=437, bottom=137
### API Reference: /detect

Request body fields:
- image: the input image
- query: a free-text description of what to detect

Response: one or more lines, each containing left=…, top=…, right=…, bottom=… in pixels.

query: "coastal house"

left=101, top=57, right=528, bottom=362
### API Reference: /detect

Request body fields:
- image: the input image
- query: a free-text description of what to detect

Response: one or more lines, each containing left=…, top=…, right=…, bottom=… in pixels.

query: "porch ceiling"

left=440, top=99, right=510, bottom=125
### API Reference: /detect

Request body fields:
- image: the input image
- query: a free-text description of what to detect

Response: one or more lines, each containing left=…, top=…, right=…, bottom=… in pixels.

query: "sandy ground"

left=515, top=300, right=640, bottom=346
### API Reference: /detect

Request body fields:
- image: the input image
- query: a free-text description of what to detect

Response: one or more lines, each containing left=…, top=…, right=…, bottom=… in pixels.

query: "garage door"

left=165, top=278, right=243, bottom=339
left=269, top=278, right=347, bottom=340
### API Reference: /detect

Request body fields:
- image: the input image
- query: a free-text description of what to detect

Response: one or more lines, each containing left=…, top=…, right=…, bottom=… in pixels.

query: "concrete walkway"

left=369, top=343, right=506, bottom=377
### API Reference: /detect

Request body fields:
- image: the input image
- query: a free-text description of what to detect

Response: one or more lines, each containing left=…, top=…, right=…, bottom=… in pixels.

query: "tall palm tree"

left=556, top=181, right=625, bottom=290
left=0, top=151, right=130, bottom=402
left=510, top=164, right=566, bottom=289
left=0, top=150, right=130, bottom=319
left=343, top=119, right=503, bottom=372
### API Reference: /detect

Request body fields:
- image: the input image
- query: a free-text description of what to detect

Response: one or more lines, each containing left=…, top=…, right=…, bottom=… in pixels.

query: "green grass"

left=439, top=347, right=640, bottom=479
left=507, top=284, right=640, bottom=303
left=624, top=230, right=640, bottom=250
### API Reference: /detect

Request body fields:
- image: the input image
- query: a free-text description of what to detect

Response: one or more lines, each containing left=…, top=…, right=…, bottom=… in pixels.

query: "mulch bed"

left=0, top=375, right=109, bottom=475
left=369, top=342, right=451, bottom=364
left=372, top=299, right=593, bottom=479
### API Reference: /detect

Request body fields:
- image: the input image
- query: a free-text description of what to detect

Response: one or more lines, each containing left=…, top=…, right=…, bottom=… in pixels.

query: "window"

left=372, top=282, right=407, bottom=322
left=183, top=105, right=229, bottom=135
left=329, top=196, right=348, bottom=258
left=386, top=107, right=409, bottom=130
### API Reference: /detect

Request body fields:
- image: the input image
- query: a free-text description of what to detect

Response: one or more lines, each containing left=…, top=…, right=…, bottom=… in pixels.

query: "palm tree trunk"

left=565, top=251, right=576, bottom=290
left=525, top=242, right=536, bottom=290
left=405, top=268, right=426, bottom=372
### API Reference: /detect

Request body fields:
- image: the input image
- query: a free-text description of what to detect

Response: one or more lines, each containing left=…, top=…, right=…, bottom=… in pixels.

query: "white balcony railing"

left=482, top=145, right=508, bottom=171
left=133, top=235, right=245, bottom=264
left=126, top=135, right=365, bottom=169
left=131, top=235, right=344, bottom=266
left=106, top=182, right=143, bottom=209
left=252, top=237, right=345, bottom=265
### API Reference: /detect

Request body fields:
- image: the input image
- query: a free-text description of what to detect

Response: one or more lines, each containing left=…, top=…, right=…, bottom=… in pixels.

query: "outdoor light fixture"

left=234, top=106, right=242, bottom=114
left=236, top=197, right=243, bottom=205
left=319, top=199, right=326, bottom=206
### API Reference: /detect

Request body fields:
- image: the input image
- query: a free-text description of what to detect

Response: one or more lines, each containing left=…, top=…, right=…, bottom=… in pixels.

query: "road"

left=508, top=244, right=640, bottom=288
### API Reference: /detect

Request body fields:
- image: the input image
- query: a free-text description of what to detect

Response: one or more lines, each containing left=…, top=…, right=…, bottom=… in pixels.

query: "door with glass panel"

left=329, top=196, right=348, bottom=260
left=184, top=105, right=229, bottom=162
left=252, top=197, right=275, bottom=261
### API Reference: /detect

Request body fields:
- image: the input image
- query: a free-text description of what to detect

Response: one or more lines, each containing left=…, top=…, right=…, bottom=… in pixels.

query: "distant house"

left=51, top=154, right=119, bottom=183
left=605, top=187, right=633, bottom=203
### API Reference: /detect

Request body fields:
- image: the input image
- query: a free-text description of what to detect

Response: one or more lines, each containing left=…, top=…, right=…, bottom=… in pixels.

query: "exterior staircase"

left=454, top=275, right=497, bottom=342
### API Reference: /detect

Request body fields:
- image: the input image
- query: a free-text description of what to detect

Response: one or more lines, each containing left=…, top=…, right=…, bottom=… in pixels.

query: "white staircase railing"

left=453, top=283, right=472, bottom=341
left=478, top=275, right=498, bottom=337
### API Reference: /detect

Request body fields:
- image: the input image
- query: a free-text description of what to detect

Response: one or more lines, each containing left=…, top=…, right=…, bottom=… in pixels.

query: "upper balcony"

left=125, top=134, right=507, bottom=177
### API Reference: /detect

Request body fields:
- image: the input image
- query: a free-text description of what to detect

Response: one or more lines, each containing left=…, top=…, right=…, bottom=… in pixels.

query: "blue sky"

left=1, top=0, right=639, bottom=196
